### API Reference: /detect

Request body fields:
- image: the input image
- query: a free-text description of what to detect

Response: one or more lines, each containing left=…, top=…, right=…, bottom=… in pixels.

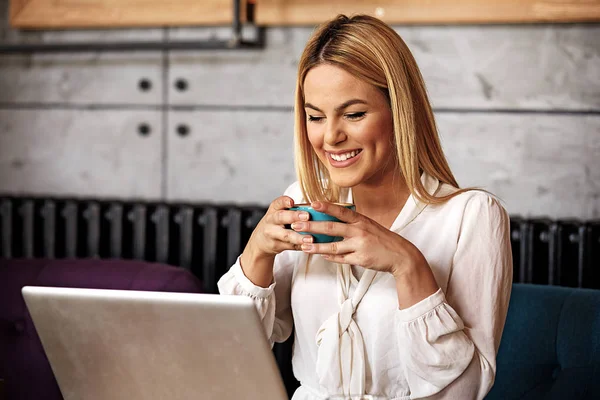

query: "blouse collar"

left=344, top=172, right=441, bottom=232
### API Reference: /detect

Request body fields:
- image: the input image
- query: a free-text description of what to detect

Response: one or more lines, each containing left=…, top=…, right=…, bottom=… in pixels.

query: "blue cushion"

left=486, top=284, right=600, bottom=400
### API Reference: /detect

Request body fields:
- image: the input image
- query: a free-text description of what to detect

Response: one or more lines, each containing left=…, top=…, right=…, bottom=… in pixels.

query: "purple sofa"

left=0, top=258, right=203, bottom=400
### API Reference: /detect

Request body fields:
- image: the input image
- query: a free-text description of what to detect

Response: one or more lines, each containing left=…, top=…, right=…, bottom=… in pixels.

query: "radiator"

left=1, top=196, right=599, bottom=291
left=510, top=217, right=600, bottom=289
left=0, top=197, right=265, bottom=293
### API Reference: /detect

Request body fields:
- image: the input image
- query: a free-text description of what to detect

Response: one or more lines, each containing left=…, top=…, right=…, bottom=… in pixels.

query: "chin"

left=327, top=172, right=363, bottom=189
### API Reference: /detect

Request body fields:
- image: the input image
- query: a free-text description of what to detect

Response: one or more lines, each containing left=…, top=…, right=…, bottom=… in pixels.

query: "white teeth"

left=330, top=150, right=359, bottom=162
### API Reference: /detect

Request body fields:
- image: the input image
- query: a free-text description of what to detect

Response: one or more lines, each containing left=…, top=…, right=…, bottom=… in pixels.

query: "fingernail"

left=302, top=236, right=313, bottom=243
left=312, top=201, right=322, bottom=209
left=299, top=212, right=309, bottom=221
left=301, top=244, right=313, bottom=251
left=291, top=223, right=304, bottom=230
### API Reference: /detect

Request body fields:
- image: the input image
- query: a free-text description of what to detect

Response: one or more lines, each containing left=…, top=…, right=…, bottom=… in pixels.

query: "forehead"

left=303, top=64, right=380, bottom=104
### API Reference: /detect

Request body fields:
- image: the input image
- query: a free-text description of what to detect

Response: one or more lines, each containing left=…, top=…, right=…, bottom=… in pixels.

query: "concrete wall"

left=1, top=0, right=599, bottom=219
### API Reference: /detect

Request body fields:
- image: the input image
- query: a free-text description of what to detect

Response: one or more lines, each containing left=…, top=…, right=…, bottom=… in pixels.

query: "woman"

left=218, top=14, right=512, bottom=400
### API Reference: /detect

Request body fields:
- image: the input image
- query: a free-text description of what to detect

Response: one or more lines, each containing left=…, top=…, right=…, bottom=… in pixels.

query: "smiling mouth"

left=327, top=149, right=362, bottom=162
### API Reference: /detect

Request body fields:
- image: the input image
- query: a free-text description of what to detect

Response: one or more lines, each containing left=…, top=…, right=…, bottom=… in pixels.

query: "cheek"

left=373, top=122, right=394, bottom=145
left=306, top=125, right=323, bottom=150
left=359, top=121, right=395, bottom=157
left=353, top=121, right=386, bottom=146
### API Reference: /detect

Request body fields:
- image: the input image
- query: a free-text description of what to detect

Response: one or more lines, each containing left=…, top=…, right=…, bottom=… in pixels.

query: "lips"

left=326, top=149, right=362, bottom=168
left=329, top=150, right=360, bottom=161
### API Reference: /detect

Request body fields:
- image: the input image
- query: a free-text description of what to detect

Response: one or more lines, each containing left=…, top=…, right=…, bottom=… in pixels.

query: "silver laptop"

left=22, top=286, right=288, bottom=400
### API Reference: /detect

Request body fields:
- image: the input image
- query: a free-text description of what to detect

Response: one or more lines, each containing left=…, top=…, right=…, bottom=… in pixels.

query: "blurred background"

left=0, top=0, right=598, bottom=218
left=0, top=0, right=598, bottom=288
left=0, top=4, right=599, bottom=398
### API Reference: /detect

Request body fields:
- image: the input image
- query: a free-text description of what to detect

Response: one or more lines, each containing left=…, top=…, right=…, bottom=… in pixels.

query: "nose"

left=324, top=120, right=347, bottom=146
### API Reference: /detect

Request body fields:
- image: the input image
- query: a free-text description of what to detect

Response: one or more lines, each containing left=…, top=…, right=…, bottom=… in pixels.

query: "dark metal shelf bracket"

left=0, top=0, right=264, bottom=54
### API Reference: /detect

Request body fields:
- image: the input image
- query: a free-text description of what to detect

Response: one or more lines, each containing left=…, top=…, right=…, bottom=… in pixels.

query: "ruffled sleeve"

left=217, top=250, right=295, bottom=345
left=217, top=182, right=304, bottom=345
left=397, top=193, right=513, bottom=399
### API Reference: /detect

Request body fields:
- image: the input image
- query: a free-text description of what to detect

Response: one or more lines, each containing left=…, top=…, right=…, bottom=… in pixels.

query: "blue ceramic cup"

left=288, top=203, right=356, bottom=243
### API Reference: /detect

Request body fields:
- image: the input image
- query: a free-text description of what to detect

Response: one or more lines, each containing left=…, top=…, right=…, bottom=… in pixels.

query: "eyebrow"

left=304, top=99, right=368, bottom=113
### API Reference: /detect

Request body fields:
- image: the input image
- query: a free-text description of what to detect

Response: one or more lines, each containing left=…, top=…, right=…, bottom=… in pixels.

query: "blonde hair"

left=294, top=14, right=470, bottom=205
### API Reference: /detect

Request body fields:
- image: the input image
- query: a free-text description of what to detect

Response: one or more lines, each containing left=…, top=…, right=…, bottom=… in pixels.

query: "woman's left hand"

left=291, top=201, right=428, bottom=278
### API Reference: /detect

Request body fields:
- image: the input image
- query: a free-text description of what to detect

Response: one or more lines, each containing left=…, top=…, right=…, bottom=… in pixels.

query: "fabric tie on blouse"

left=315, top=264, right=377, bottom=395
left=314, top=173, right=440, bottom=396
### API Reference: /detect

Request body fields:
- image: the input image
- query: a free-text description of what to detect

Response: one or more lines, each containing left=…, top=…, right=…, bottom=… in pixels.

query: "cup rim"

left=291, top=202, right=354, bottom=208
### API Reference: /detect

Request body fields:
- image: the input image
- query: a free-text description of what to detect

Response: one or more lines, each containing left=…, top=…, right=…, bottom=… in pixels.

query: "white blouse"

left=218, top=173, right=513, bottom=400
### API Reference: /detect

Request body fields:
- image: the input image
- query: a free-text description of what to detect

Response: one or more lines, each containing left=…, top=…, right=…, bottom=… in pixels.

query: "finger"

left=277, top=241, right=305, bottom=252
left=300, top=240, right=352, bottom=255
left=262, top=225, right=312, bottom=253
left=277, top=234, right=313, bottom=252
left=291, top=220, right=350, bottom=237
left=269, top=209, right=310, bottom=226
left=320, top=254, right=349, bottom=263
left=271, top=225, right=313, bottom=246
left=269, top=196, right=295, bottom=212
left=311, top=201, right=360, bottom=223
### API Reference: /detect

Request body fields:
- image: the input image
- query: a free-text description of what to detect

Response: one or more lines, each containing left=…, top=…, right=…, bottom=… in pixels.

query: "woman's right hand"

left=247, top=196, right=312, bottom=257
left=240, top=196, right=311, bottom=287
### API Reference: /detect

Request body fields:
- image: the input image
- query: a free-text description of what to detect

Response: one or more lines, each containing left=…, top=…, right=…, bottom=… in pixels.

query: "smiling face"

left=303, top=63, right=396, bottom=189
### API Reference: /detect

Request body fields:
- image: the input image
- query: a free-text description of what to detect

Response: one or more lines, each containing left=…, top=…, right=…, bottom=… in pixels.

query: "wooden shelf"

left=9, top=0, right=599, bottom=29
left=10, top=0, right=246, bottom=29
left=255, top=0, right=600, bottom=25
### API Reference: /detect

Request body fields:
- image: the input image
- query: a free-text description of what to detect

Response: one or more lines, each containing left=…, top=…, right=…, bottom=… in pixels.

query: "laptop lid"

left=22, top=286, right=288, bottom=400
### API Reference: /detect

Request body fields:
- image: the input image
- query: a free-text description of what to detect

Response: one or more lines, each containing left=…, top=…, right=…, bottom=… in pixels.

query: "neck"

left=351, top=172, right=411, bottom=228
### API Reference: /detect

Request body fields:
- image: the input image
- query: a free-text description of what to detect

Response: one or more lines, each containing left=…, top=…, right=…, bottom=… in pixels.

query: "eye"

left=308, top=115, right=325, bottom=123
left=345, top=112, right=366, bottom=120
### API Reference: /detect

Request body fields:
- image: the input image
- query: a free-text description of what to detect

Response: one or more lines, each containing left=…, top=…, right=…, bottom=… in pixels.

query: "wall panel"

left=0, top=109, right=163, bottom=199
left=167, top=25, right=600, bottom=110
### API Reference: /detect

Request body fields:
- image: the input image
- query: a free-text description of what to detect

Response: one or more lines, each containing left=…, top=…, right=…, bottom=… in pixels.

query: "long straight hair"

left=294, top=14, right=470, bottom=205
